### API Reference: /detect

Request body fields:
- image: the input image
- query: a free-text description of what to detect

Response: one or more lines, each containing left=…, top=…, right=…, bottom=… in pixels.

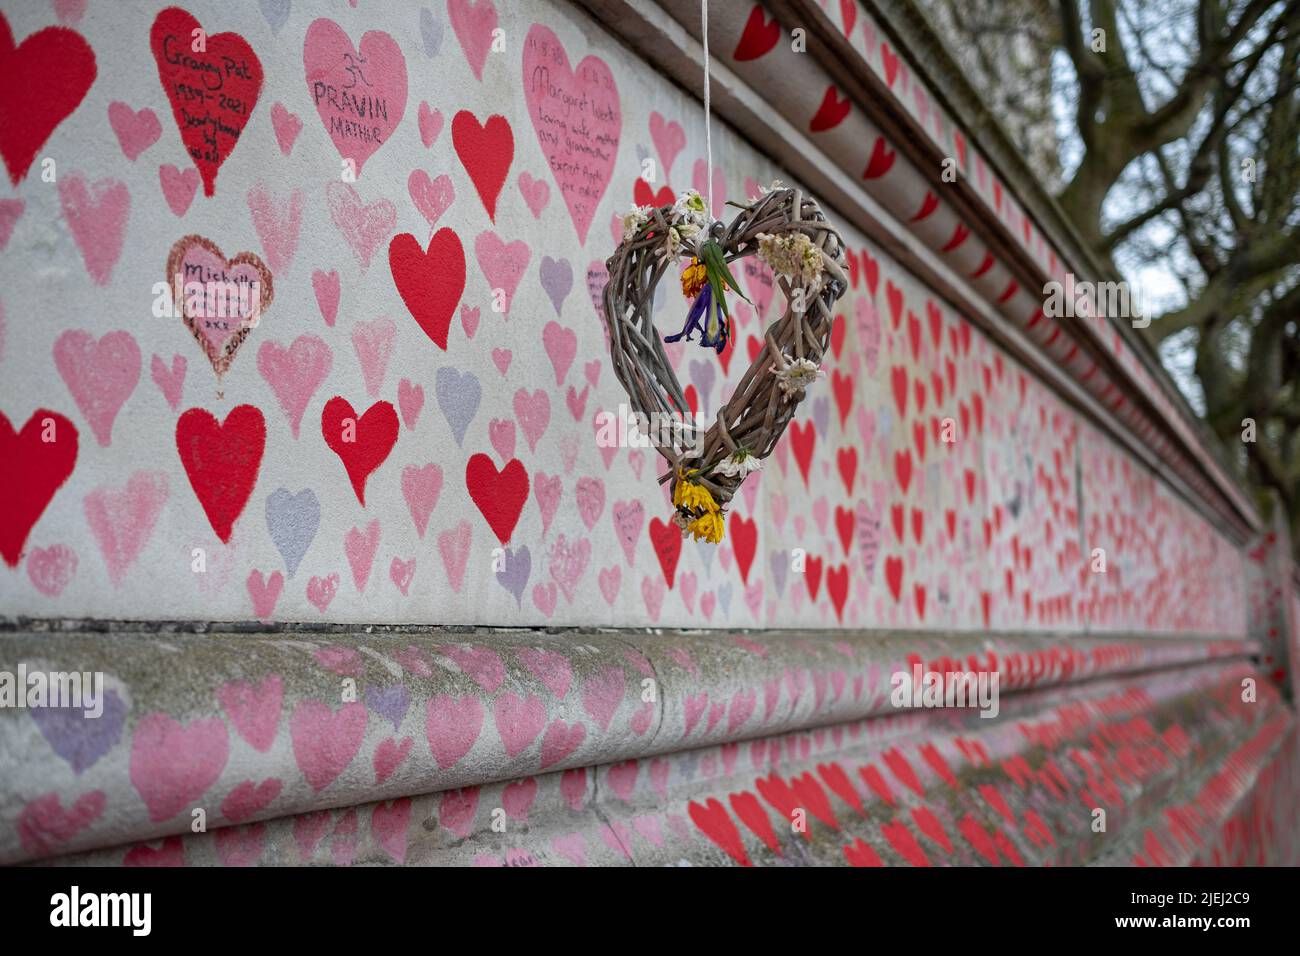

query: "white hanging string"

left=702, top=0, right=714, bottom=225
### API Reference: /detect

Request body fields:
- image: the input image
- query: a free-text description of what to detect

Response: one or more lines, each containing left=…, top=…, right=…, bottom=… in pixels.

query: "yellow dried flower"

left=687, top=510, right=725, bottom=543
left=673, top=469, right=719, bottom=514
left=680, top=259, right=707, bottom=299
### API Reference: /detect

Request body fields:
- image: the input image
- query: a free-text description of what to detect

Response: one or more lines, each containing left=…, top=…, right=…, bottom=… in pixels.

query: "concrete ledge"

left=37, top=652, right=1295, bottom=866
left=0, top=625, right=1260, bottom=863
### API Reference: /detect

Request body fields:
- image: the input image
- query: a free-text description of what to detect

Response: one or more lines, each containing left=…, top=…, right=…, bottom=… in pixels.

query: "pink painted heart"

left=303, top=19, right=407, bottom=175
left=107, top=102, right=160, bottom=161
left=582, top=667, right=625, bottom=732
left=307, top=573, right=339, bottom=612
left=543, top=321, right=576, bottom=385
left=159, top=164, right=198, bottom=216
left=257, top=335, right=332, bottom=438
left=597, top=565, right=621, bottom=605
left=26, top=544, right=77, bottom=597
left=401, top=463, right=442, bottom=537
left=437, top=520, right=472, bottom=592
left=397, top=378, right=424, bottom=429
left=521, top=24, right=621, bottom=244
left=54, top=330, right=140, bottom=447
left=489, top=418, right=516, bottom=461
left=60, top=173, right=129, bottom=285
left=345, top=519, right=381, bottom=592
left=518, top=171, right=549, bottom=218
left=492, top=348, right=512, bottom=375
left=217, top=675, right=283, bottom=753
left=17, top=791, right=105, bottom=856
left=460, top=304, right=480, bottom=338
left=493, top=693, right=546, bottom=758
left=425, top=694, right=485, bottom=769
left=371, top=798, right=411, bottom=863
left=540, top=719, right=586, bottom=769
left=534, top=471, right=562, bottom=536
left=516, top=647, right=572, bottom=698
left=533, top=581, right=558, bottom=617
left=351, top=316, right=396, bottom=396
left=247, top=182, right=303, bottom=274
left=417, top=101, right=444, bottom=147
left=270, top=102, right=302, bottom=155
left=289, top=700, right=367, bottom=791
left=83, top=471, right=168, bottom=587
left=611, top=500, right=644, bottom=566
left=648, top=111, right=685, bottom=179
left=150, top=353, right=186, bottom=410
left=326, top=181, right=396, bottom=270
left=246, top=569, right=283, bottom=618
left=513, top=387, right=550, bottom=452
left=408, top=170, right=455, bottom=229
left=442, top=645, right=504, bottom=692
left=389, top=556, right=415, bottom=595
left=475, top=231, right=531, bottom=313
left=312, top=269, right=340, bottom=326
left=129, top=713, right=229, bottom=821
left=221, top=778, right=282, bottom=824
left=575, top=476, right=605, bottom=529
left=448, top=0, right=498, bottom=80
left=373, top=736, right=413, bottom=783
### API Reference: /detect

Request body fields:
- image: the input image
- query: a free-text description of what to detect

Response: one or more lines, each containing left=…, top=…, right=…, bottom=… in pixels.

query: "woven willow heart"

left=601, top=186, right=847, bottom=542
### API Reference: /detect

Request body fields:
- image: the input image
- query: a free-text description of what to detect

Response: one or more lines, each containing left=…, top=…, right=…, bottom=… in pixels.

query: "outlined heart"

left=0, top=13, right=97, bottom=184
left=521, top=25, right=620, bottom=244
left=321, top=396, right=398, bottom=505
left=0, top=410, right=78, bottom=567
left=151, top=7, right=262, bottom=197
left=166, top=234, right=274, bottom=378
left=176, top=404, right=266, bottom=544
left=389, top=228, right=466, bottom=350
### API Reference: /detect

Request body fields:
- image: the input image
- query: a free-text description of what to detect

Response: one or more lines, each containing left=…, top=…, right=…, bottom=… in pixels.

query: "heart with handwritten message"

left=522, top=24, right=621, bottom=245
left=166, top=235, right=274, bottom=378
left=150, top=8, right=262, bottom=197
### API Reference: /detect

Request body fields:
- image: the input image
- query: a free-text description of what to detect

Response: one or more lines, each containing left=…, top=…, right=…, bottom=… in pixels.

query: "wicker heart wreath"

left=602, top=184, right=847, bottom=544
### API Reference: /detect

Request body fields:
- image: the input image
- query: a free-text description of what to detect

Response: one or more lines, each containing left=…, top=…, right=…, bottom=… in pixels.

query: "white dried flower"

left=771, top=356, right=823, bottom=397
left=713, top=449, right=763, bottom=479
left=620, top=205, right=652, bottom=243
left=673, top=188, right=711, bottom=230
left=756, top=231, right=824, bottom=289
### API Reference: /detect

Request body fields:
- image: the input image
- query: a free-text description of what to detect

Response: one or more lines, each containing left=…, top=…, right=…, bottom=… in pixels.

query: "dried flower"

left=680, top=259, right=707, bottom=299
left=673, top=188, right=710, bottom=230
left=713, top=449, right=762, bottom=479
left=620, top=205, right=652, bottom=243
left=673, top=471, right=718, bottom=513
left=771, top=356, right=823, bottom=397
left=686, top=510, right=725, bottom=544
left=756, top=231, right=824, bottom=288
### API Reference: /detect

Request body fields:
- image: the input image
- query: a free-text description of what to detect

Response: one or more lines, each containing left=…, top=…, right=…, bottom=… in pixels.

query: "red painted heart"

left=0, top=409, right=78, bottom=566
left=151, top=7, right=263, bottom=197
left=0, top=13, right=97, bottom=185
left=321, top=397, right=398, bottom=506
left=451, top=110, right=513, bottom=222
left=389, top=228, right=466, bottom=351
left=465, top=453, right=529, bottom=545
left=176, top=404, right=265, bottom=543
